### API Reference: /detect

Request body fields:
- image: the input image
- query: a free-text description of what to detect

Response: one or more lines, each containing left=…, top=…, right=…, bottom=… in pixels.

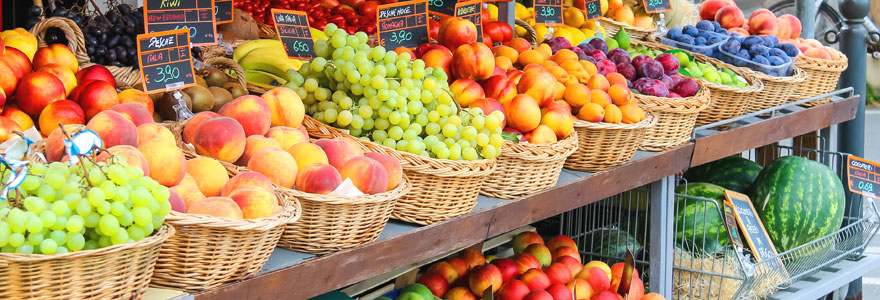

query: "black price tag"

left=583, top=0, right=601, bottom=20
left=847, top=156, right=879, bottom=197
left=272, top=9, right=316, bottom=59
left=721, top=198, right=744, bottom=248
left=455, top=0, right=483, bottom=43
left=534, top=0, right=563, bottom=25
left=137, top=29, right=197, bottom=93
left=377, top=0, right=430, bottom=49
left=428, top=0, right=456, bottom=17
left=215, top=0, right=233, bottom=24
left=642, top=0, right=672, bottom=13
left=144, top=0, right=217, bottom=46
left=724, top=190, right=786, bottom=273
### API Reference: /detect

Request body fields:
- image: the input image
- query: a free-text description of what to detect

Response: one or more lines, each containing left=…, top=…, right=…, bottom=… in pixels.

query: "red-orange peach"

left=0, top=117, right=21, bottom=143
left=237, top=135, right=282, bottom=166
left=524, top=124, right=558, bottom=144
left=219, top=95, right=272, bottom=136
left=314, top=138, right=358, bottom=170
left=504, top=94, right=541, bottom=133
left=261, top=87, right=305, bottom=127
left=106, top=145, right=150, bottom=176
left=450, top=79, right=486, bottom=107
left=2, top=47, right=32, bottom=81
left=187, top=196, right=243, bottom=219
left=438, top=17, right=478, bottom=52
left=16, top=71, right=66, bottom=116
left=714, top=5, right=744, bottom=29
left=186, top=157, right=229, bottom=197
left=117, top=89, right=155, bottom=115
left=700, top=0, right=730, bottom=21
left=422, top=47, right=454, bottom=79
left=32, top=44, right=78, bottom=73
left=286, top=142, right=329, bottom=173
left=228, top=186, right=280, bottom=219
left=451, top=42, right=495, bottom=81
left=45, top=124, right=85, bottom=162
left=333, top=137, right=365, bottom=156
left=183, top=111, right=221, bottom=144
left=75, top=65, right=115, bottom=86
left=36, top=63, right=76, bottom=96
left=136, top=123, right=175, bottom=145
left=86, top=110, right=137, bottom=148
left=75, top=80, right=120, bottom=120
left=295, top=162, right=342, bottom=194
left=266, top=126, right=309, bottom=150
left=38, top=100, right=84, bottom=136
left=748, top=9, right=779, bottom=36
left=469, top=98, right=506, bottom=128
left=541, top=107, right=573, bottom=139
left=194, top=117, right=247, bottom=163
left=3, top=106, right=33, bottom=130
left=248, top=147, right=298, bottom=188
left=364, top=152, right=402, bottom=191
left=517, top=66, right=557, bottom=107
left=482, top=74, right=517, bottom=104
left=339, top=156, right=389, bottom=194
left=110, top=103, right=153, bottom=126
left=221, top=171, right=274, bottom=196
left=171, top=183, right=206, bottom=211
left=138, top=137, right=187, bottom=186
left=778, top=14, right=802, bottom=39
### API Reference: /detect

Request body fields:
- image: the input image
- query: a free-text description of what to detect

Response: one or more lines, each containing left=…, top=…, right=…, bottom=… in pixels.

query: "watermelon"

left=674, top=183, right=729, bottom=254
left=684, top=156, right=763, bottom=193
left=750, top=156, right=845, bottom=253
left=586, top=229, right=641, bottom=259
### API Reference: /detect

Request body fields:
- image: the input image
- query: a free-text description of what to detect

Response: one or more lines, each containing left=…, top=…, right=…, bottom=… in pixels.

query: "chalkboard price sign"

left=428, top=0, right=456, bottom=17
left=847, top=156, right=879, bottom=197
left=642, top=0, right=672, bottom=13
left=144, top=0, right=217, bottom=46
left=455, top=0, right=483, bottom=43
left=724, top=190, right=785, bottom=272
left=215, top=0, right=234, bottom=24
left=377, top=0, right=430, bottom=49
left=583, top=0, right=601, bottom=20
left=272, top=9, right=316, bottom=59
left=137, top=29, right=197, bottom=93
left=534, top=0, right=563, bottom=25
left=721, top=199, right=744, bottom=248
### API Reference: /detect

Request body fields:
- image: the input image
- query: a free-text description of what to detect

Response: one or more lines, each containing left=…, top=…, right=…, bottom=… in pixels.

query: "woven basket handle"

left=28, top=17, right=91, bottom=66
left=202, top=57, right=249, bottom=88
left=515, top=19, right=538, bottom=47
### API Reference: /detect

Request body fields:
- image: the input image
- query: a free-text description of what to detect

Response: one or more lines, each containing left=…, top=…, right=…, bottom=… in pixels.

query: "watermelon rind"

left=586, top=229, right=642, bottom=260
left=684, top=156, right=763, bottom=193
left=674, top=182, right=730, bottom=254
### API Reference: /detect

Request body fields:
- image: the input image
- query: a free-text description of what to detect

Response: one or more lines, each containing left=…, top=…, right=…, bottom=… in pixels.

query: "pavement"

left=862, top=109, right=880, bottom=297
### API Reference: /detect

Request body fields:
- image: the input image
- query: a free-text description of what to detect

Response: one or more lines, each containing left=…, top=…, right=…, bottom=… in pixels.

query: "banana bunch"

left=233, top=39, right=304, bottom=86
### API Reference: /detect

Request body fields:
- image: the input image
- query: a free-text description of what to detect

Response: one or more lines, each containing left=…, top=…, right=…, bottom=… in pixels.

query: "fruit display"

left=626, top=43, right=748, bottom=88
left=514, top=3, right=607, bottom=43
left=683, top=156, right=762, bottom=194
left=147, top=67, right=249, bottom=121
left=596, top=0, right=655, bottom=30
left=235, top=0, right=394, bottom=34
left=233, top=39, right=307, bottom=87
left=661, top=21, right=729, bottom=58
left=718, top=34, right=798, bottom=77
left=674, top=182, right=729, bottom=254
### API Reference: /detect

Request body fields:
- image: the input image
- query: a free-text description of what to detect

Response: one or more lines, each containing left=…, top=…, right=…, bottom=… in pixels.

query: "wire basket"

left=481, top=131, right=579, bottom=199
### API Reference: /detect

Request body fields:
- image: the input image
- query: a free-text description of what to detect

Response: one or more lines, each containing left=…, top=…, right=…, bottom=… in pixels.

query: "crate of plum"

left=660, top=21, right=730, bottom=59
left=718, top=35, right=799, bottom=77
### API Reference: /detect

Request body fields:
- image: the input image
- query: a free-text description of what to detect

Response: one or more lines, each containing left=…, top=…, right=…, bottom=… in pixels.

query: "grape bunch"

left=285, top=25, right=504, bottom=160
left=0, top=158, right=171, bottom=255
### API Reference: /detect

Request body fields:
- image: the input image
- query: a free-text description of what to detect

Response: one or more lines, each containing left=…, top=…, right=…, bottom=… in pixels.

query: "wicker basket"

left=28, top=17, right=142, bottom=89
left=301, top=116, right=496, bottom=225
left=278, top=177, right=410, bottom=254
left=564, top=111, right=657, bottom=171
left=516, top=19, right=539, bottom=46
left=793, top=54, right=848, bottom=107
left=742, top=66, right=807, bottom=113
left=481, top=131, right=579, bottom=199
left=0, top=224, right=174, bottom=300
left=599, top=17, right=656, bottom=41
left=151, top=196, right=299, bottom=292
left=637, top=81, right=711, bottom=151
left=202, top=57, right=248, bottom=88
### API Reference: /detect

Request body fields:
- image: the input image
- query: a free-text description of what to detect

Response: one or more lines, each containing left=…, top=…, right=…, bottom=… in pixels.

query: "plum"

left=659, top=75, right=675, bottom=88
left=768, top=56, right=786, bottom=66
left=582, top=56, right=598, bottom=65
left=637, top=60, right=665, bottom=80
left=683, top=25, right=699, bottom=37
left=668, top=92, right=682, bottom=98
left=736, top=49, right=750, bottom=60
left=667, top=27, right=683, bottom=39
left=673, top=78, right=699, bottom=97
left=695, top=37, right=708, bottom=46
left=668, top=74, right=685, bottom=86
left=779, top=43, right=800, bottom=57
left=633, top=77, right=654, bottom=93
left=616, top=62, right=637, bottom=80
left=712, top=21, right=724, bottom=31
left=742, top=36, right=763, bottom=49
left=769, top=48, right=786, bottom=58
left=543, top=37, right=572, bottom=53
left=642, top=81, right=670, bottom=97
left=749, top=45, right=771, bottom=58
left=571, top=48, right=589, bottom=61
left=762, top=35, right=779, bottom=47
left=607, top=48, right=630, bottom=61
left=722, top=39, right=741, bottom=53
left=696, top=20, right=714, bottom=32
left=709, top=36, right=726, bottom=44
left=577, top=43, right=596, bottom=54
left=612, top=55, right=632, bottom=65
left=589, top=49, right=608, bottom=61
left=655, top=53, right=680, bottom=76
left=631, top=55, right=654, bottom=69
left=678, top=35, right=695, bottom=45
left=715, top=27, right=729, bottom=35
left=595, top=60, right=618, bottom=76
left=588, top=38, right=608, bottom=54
left=753, top=55, right=770, bottom=65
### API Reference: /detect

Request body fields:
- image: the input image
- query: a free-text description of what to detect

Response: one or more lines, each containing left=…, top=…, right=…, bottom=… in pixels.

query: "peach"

left=168, top=189, right=186, bottom=212
left=521, top=268, right=552, bottom=291
left=546, top=284, right=573, bottom=300
left=555, top=256, right=584, bottom=277
left=460, top=248, right=486, bottom=269
left=364, top=152, right=402, bottom=191
left=106, top=145, right=150, bottom=176
left=524, top=124, right=557, bottom=144
left=468, top=264, right=502, bottom=295
left=45, top=124, right=86, bottom=162
left=86, top=110, right=137, bottom=147
left=513, top=253, right=542, bottom=274
left=187, top=196, right=243, bottom=219
left=577, top=267, right=611, bottom=293
left=804, top=47, right=832, bottom=60
left=314, top=138, right=358, bottom=170
left=429, top=261, right=459, bottom=284
left=138, top=137, right=187, bottom=186
left=32, top=44, right=78, bottom=73
left=286, top=142, right=329, bottom=173
left=183, top=111, right=222, bottom=144
left=438, top=17, right=478, bottom=52
left=248, top=147, right=299, bottom=188
left=118, top=89, right=155, bottom=115
left=194, top=117, right=247, bottom=163
left=728, top=27, right=750, bottom=36
left=497, top=279, right=530, bottom=300
left=504, top=94, right=541, bottom=133
left=517, top=66, right=557, bottom=107
left=2, top=107, right=33, bottom=130
left=295, top=162, right=343, bottom=194
left=75, top=65, right=115, bottom=86
left=2, top=47, right=32, bottom=81
left=228, top=186, right=280, bottom=219
left=110, top=103, right=153, bottom=126
left=491, top=258, right=520, bottom=282
left=482, top=74, right=516, bottom=104
left=333, top=136, right=364, bottom=156
left=552, top=246, right=582, bottom=264
left=546, top=263, right=574, bottom=285
left=186, top=157, right=229, bottom=197
left=261, top=87, right=305, bottom=128
left=642, top=293, right=666, bottom=300
left=541, top=107, right=573, bottom=139
left=445, top=287, right=477, bottom=300
left=180, top=173, right=198, bottom=187
left=38, top=100, right=84, bottom=136
left=452, top=42, right=495, bottom=81
left=524, top=290, right=553, bottom=300
left=778, top=14, right=802, bottom=39
left=494, top=56, right=513, bottom=71
left=714, top=6, right=744, bottom=29
left=422, top=48, right=454, bottom=78
left=748, top=9, right=779, bottom=36
left=0, top=59, right=19, bottom=96
left=0, top=117, right=21, bottom=143
left=450, top=79, right=486, bottom=107
left=513, top=231, right=544, bottom=254
left=237, top=135, right=282, bottom=166
left=469, top=98, right=506, bottom=128
left=219, top=95, right=272, bottom=136
left=417, top=272, right=449, bottom=298
left=266, top=126, right=309, bottom=150
left=75, top=80, right=120, bottom=120
left=16, top=71, right=66, bottom=116
left=611, top=5, right=635, bottom=25
left=568, top=279, right=594, bottom=300
left=775, top=16, right=792, bottom=40
left=171, top=183, right=206, bottom=211
left=36, top=63, right=76, bottom=96
left=339, top=156, right=388, bottom=194
left=700, top=0, right=730, bottom=21
left=524, top=243, right=552, bottom=267
left=221, top=171, right=275, bottom=196
left=136, top=123, right=175, bottom=145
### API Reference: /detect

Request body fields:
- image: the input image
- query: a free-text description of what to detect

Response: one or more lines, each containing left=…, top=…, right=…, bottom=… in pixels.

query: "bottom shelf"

left=767, top=254, right=880, bottom=300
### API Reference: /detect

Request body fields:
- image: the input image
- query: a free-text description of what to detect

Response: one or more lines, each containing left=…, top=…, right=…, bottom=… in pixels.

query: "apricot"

left=285, top=142, right=329, bottom=173
left=586, top=74, right=610, bottom=91
left=248, top=147, right=298, bottom=188
left=590, top=89, right=612, bottom=106
left=518, top=50, right=545, bottom=66
left=541, top=108, right=574, bottom=139
left=236, top=135, right=282, bottom=166
left=187, top=196, right=243, bottom=219
left=186, top=157, right=229, bottom=197
left=619, top=103, right=646, bottom=124
left=495, top=56, right=513, bottom=71
left=218, top=95, right=272, bottom=136
left=493, top=46, right=519, bottom=62
left=228, top=186, right=280, bottom=219
left=221, top=171, right=274, bottom=197
left=138, top=137, right=187, bottom=187
left=577, top=103, right=605, bottom=122
left=295, top=162, right=343, bottom=194
left=339, top=156, right=389, bottom=194
left=564, top=83, right=591, bottom=108
left=608, top=84, right=634, bottom=106
left=605, top=73, right=627, bottom=87
left=580, top=60, right=598, bottom=76
left=603, top=104, right=623, bottom=123
left=524, top=124, right=557, bottom=144
left=509, top=38, right=532, bottom=53
left=193, top=117, right=247, bottom=163
left=536, top=44, right=552, bottom=58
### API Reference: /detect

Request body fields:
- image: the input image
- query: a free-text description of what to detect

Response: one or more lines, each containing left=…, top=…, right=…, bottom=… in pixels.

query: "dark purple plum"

left=588, top=38, right=608, bottom=54
left=631, top=55, right=654, bottom=69
left=588, top=49, right=608, bottom=61
left=607, top=48, right=630, bottom=61
left=637, top=60, right=665, bottom=80
left=616, top=63, right=636, bottom=80
left=673, top=78, right=700, bottom=97
left=668, top=74, right=685, bottom=86
left=654, top=53, right=680, bottom=76
left=642, top=81, right=670, bottom=97
left=577, top=43, right=596, bottom=54
left=659, top=75, right=675, bottom=89
left=633, top=77, right=654, bottom=93
left=612, top=55, right=631, bottom=66
left=595, top=60, right=617, bottom=76
left=668, top=92, right=682, bottom=98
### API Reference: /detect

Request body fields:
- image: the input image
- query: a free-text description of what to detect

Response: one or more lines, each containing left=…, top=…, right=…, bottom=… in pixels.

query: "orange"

left=552, top=49, right=579, bottom=64
left=510, top=38, right=532, bottom=53
left=608, top=84, right=634, bottom=106
left=590, top=89, right=612, bottom=106
left=492, top=45, right=519, bottom=62
left=495, top=56, right=513, bottom=71
left=586, top=74, right=611, bottom=91
left=518, top=50, right=545, bottom=66
left=580, top=60, right=598, bottom=76
left=563, top=83, right=591, bottom=108
left=536, top=44, right=553, bottom=58
left=605, top=72, right=627, bottom=87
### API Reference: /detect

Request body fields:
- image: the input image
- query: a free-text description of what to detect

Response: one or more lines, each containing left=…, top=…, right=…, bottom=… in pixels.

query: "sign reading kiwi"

left=271, top=9, right=317, bottom=59
left=215, top=0, right=234, bottom=24
left=144, top=0, right=217, bottom=46
left=137, top=28, right=197, bottom=94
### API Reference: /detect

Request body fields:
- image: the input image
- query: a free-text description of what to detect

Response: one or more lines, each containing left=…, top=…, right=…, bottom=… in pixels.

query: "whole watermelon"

left=674, top=183, right=729, bottom=254
left=587, top=229, right=641, bottom=259
left=750, top=156, right=845, bottom=253
left=684, top=156, right=763, bottom=193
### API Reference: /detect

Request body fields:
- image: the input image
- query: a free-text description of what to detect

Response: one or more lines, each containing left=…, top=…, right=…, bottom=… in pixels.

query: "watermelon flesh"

left=674, top=183, right=730, bottom=254
left=749, top=156, right=845, bottom=253
left=684, top=156, right=763, bottom=194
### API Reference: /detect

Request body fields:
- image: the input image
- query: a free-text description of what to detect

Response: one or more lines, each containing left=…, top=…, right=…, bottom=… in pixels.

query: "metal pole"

left=649, top=176, right=674, bottom=298
left=838, top=0, right=869, bottom=299
left=795, top=0, right=817, bottom=39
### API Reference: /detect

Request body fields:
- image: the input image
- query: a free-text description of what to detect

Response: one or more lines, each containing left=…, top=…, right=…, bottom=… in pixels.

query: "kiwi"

left=184, top=85, right=215, bottom=112
left=224, top=82, right=247, bottom=99
left=201, top=67, right=229, bottom=87
left=195, top=75, right=207, bottom=88
left=208, top=86, right=234, bottom=112
left=149, top=92, right=164, bottom=102
left=157, top=90, right=193, bottom=121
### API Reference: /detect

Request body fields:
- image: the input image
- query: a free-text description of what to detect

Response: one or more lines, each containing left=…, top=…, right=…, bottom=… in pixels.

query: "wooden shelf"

left=184, top=96, right=859, bottom=300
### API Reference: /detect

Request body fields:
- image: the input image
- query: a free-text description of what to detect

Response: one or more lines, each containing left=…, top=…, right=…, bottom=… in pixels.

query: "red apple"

left=491, top=258, right=520, bottom=282
left=417, top=272, right=449, bottom=298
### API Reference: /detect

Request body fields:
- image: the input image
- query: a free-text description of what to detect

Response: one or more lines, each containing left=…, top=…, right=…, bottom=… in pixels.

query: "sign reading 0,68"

left=137, top=29, right=196, bottom=93
left=848, top=156, right=879, bottom=196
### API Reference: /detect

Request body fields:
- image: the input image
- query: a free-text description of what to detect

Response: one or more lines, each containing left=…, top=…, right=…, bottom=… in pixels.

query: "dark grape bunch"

left=25, top=3, right=145, bottom=69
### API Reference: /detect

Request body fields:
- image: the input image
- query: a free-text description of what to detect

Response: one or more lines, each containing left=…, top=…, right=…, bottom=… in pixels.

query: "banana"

left=245, top=70, right=288, bottom=86
left=238, top=48, right=298, bottom=83
left=233, top=39, right=284, bottom=62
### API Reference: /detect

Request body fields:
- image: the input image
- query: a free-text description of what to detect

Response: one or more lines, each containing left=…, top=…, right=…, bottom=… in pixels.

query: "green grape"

left=87, top=168, right=106, bottom=186
left=437, top=104, right=452, bottom=116
left=449, top=144, right=462, bottom=160
left=324, top=108, right=338, bottom=123
left=416, top=113, right=429, bottom=126
left=472, top=115, right=485, bottom=130
left=355, top=31, right=369, bottom=43
left=132, top=207, right=151, bottom=227
left=98, top=235, right=111, bottom=248
left=407, top=100, right=423, bottom=114
left=378, top=106, right=392, bottom=118
left=396, top=140, right=409, bottom=151
left=311, top=57, right=327, bottom=72
left=29, top=164, right=47, bottom=175
left=403, top=129, right=418, bottom=141
left=45, top=169, right=65, bottom=189
left=358, top=106, right=373, bottom=119
left=39, top=211, right=56, bottom=229
left=388, top=126, right=404, bottom=140
left=107, top=164, right=128, bottom=185
left=21, top=176, right=40, bottom=191
left=362, top=118, right=375, bottom=130
left=66, top=232, right=85, bottom=251
left=51, top=200, right=69, bottom=217
left=382, top=139, right=397, bottom=149
left=374, top=118, right=390, bottom=130
left=0, top=222, right=9, bottom=247
left=485, top=115, right=501, bottom=130
left=119, top=210, right=134, bottom=227
left=37, top=184, right=55, bottom=203
left=49, top=230, right=66, bottom=245
left=315, top=88, right=330, bottom=101
left=388, top=111, right=402, bottom=125
left=52, top=215, right=66, bottom=231
left=152, top=214, right=165, bottom=229
left=476, top=133, right=490, bottom=147
left=408, top=140, right=426, bottom=154
left=40, top=239, right=57, bottom=254
left=28, top=232, right=44, bottom=245
left=435, top=146, right=451, bottom=159
left=423, top=77, right=437, bottom=91
left=337, top=110, right=353, bottom=126
left=87, top=188, right=105, bottom=207
left=490, top=134, right=504, bottom=148
left=428, top=111, right=440, bottom=123
left=351, top=115, right=365, bottom=129
left=330, top=33, right=346, bottom=48
left=304, top=78, right=319, bottom=92
left=462, top=147, right=478, bottom=160
left=372, top=130, right=388, bottom=142
left=99, top=215, right=120, bottom=236
left=98, top=201, right=111, bottom=215
left=16, top=244, right=33, bottom=254
left=128, top=226, right=146, bottom=241
left=84, top=213, right=100, bottom=228
left=9, top=233, right=25, bottom=247
left=131, top=187, right=151, bottom=207
left=462, top=126, right=478, bottom=140
left=438, top=92, right=453, bottom=105
left=111, top=229, right=129, bottom=245
left=67, top=215, right=84, bottom=233
left=23, top=197, right=46, bottom=214
left=26, top=216, right=43, bottom=233
left=442, top=124, right=457, bottom=138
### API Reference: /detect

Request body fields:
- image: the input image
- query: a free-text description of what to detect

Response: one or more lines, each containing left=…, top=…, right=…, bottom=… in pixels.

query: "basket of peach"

left=790, top=38, right=848, bottom=106
left=598, top=0, right=658, bottom=41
